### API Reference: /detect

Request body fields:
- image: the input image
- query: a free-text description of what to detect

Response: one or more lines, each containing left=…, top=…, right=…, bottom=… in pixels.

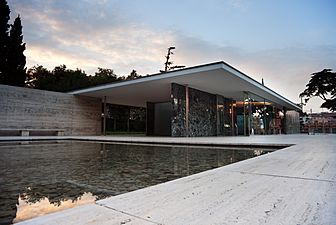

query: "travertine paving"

left=9, top=134, right=336, bottom=225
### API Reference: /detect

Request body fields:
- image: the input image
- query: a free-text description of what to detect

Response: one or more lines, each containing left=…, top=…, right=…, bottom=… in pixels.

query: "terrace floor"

left=2, top=134, right=335, bottom=225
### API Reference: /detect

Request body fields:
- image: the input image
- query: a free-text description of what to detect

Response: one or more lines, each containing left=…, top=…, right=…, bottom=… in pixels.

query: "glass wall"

left=234, top=92, right=289, bottom=136
left=217, top=96, right=235, bottom=136
left=104, top=104, right=146, bottom=134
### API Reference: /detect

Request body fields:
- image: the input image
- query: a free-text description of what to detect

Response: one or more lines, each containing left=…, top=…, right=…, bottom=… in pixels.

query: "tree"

left=27, top=65, right=90, bottom=92
left=52, top=65, right=89, bottom=92
left=27, top=65, right=129, bottom=92
left=0, top=0, right=27, bottom=87
left=6, top=15, right=26, bottom=86
left=0, top=0, right=10, bottom=83
left=26, top=65, right=50, bottom=88
left=300, top=69, right=336, bottom=111
left=160, top=46, right=185, bottom=73
left=90, top=67, right=121, bottom=86
left=125, top=69, right=141, bottom=80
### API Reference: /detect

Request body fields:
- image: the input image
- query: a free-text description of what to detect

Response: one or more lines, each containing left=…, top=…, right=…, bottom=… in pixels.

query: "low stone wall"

left=0, top=84, right=101, bottom=136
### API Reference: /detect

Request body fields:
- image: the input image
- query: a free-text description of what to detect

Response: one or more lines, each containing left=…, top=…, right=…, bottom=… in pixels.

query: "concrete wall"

left=0, top=84, right=101, bottom=135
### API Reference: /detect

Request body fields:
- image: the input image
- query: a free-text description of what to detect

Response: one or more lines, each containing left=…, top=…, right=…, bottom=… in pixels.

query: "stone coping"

left=4, top=134, right=335, bottom=225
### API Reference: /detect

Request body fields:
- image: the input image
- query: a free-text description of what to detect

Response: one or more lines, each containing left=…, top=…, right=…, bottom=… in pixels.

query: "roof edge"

left=68, top=61, right=301, bottom=111
left=219, top=63, right=301, bottom=111
left=68, top=61, right=224, bottom=94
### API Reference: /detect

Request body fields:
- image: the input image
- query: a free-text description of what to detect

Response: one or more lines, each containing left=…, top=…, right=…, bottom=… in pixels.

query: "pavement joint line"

left=227, top=170, right=335, bottom=183
left=95, top=202, right=163, bottom=225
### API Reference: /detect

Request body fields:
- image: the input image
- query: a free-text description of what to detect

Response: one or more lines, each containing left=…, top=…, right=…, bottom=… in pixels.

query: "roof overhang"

left=69, top=61, right=301, bottom=111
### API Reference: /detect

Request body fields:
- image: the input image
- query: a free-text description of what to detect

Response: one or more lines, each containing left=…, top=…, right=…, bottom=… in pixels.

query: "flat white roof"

left=69, top=61, right=301, bottom=110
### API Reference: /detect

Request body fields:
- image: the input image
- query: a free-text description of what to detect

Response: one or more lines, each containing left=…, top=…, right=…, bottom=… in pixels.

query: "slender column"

left=248, top=98, right=251, bottom=135
left=243, top=98, right=246, bottom=136
left=103, top=96, right=107, bottom=136
left=263, top=99, right=266, bottom=134
left=216, top=95, right=220, bottom=136
left=231, top=101, right=234, bottom=136
left=185, top=85, right=189, bottom=137
left=243, top=92, right=250, bottom=136
left=273, top=105, right=276, bottom=134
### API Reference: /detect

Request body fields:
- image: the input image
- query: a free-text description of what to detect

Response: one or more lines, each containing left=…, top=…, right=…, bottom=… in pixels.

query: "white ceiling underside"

left=69, top=62, right=301, bottom=110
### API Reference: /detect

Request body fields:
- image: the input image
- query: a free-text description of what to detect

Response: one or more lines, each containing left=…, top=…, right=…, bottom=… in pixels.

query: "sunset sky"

left=8, top=0, right=336, bottom=112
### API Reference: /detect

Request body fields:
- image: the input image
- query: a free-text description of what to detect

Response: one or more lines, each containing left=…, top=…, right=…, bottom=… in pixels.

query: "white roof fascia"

left=69, top=63, right=223, bottom=95
left=220, top=63, right=301, bottom=111
left=69, top=61, right=300, bottom=111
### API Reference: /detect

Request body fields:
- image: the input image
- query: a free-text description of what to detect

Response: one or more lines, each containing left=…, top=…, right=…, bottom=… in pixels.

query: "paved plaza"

left=3, top=134, right=334, bottom=225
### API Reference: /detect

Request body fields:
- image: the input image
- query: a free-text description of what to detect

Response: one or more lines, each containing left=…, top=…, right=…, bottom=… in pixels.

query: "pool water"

left=0, top=141, right=274, bottom=224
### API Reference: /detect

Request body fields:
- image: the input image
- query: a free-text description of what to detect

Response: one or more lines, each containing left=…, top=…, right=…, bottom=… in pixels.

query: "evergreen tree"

left=0, top=0, right=10, bottom=83
left=0, top=0, right=27, bottom=87
left=5, top=15, right=26, bottom=86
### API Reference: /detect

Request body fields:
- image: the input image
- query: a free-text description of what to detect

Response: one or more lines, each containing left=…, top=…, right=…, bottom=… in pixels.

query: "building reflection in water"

left=0, top=141, right=275, bottom=224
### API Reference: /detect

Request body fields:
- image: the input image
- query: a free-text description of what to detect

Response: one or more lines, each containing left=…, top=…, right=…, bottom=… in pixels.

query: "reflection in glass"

left=233, top=92, right=293, bottom=135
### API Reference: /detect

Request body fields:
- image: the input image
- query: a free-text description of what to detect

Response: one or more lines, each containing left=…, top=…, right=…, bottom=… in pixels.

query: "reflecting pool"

left=0, top=141, right=274, bottom=224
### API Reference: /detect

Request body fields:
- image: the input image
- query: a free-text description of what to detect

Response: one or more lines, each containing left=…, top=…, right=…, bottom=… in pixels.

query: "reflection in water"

left=13, top=192, right=96, bottom=223
left=0, top=141, right=274, bottom=224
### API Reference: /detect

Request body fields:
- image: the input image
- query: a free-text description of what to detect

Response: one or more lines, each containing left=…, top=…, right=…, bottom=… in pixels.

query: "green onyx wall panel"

left=171, top=83, right=217, bottom=137
left=188, top=87, right=217, bottom=136
left=171, top=83, right=187, bottom=137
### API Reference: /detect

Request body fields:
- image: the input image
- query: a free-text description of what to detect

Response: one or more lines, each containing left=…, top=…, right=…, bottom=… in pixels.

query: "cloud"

left=8, top=0, right=336, bottom=112
left=9, top=0, right=178, bottom=75
left=172, top=34, right=336, bottom=111
left=227, top=0, right=248, bottom=11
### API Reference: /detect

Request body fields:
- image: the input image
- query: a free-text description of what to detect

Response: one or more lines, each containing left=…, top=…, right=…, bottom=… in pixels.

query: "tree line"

left=0, top=0, right=142, bottom=92
left=26, top=65, right=141, bottom=92
left=1, top=0, right=335, bottom=111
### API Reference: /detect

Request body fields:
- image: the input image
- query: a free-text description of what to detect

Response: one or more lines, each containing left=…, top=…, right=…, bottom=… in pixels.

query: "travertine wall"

left=0, top=84, right=101, bottom=135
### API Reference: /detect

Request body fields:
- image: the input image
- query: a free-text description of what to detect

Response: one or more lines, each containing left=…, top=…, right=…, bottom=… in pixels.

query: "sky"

left=7, top=0, right=336, bottom=112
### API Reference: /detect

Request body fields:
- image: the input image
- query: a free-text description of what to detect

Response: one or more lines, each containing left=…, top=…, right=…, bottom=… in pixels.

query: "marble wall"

left=171, top=83, right=187, bottom=136
left=171, top=83, right=217, bottom=137
left=169, top=83, right=299, bottom=137
left=188, top=87, right=217, bottom=136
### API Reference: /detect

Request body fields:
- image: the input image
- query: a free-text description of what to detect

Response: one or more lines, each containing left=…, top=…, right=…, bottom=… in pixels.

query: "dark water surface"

left=0, top=141, right=274, bottom=224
